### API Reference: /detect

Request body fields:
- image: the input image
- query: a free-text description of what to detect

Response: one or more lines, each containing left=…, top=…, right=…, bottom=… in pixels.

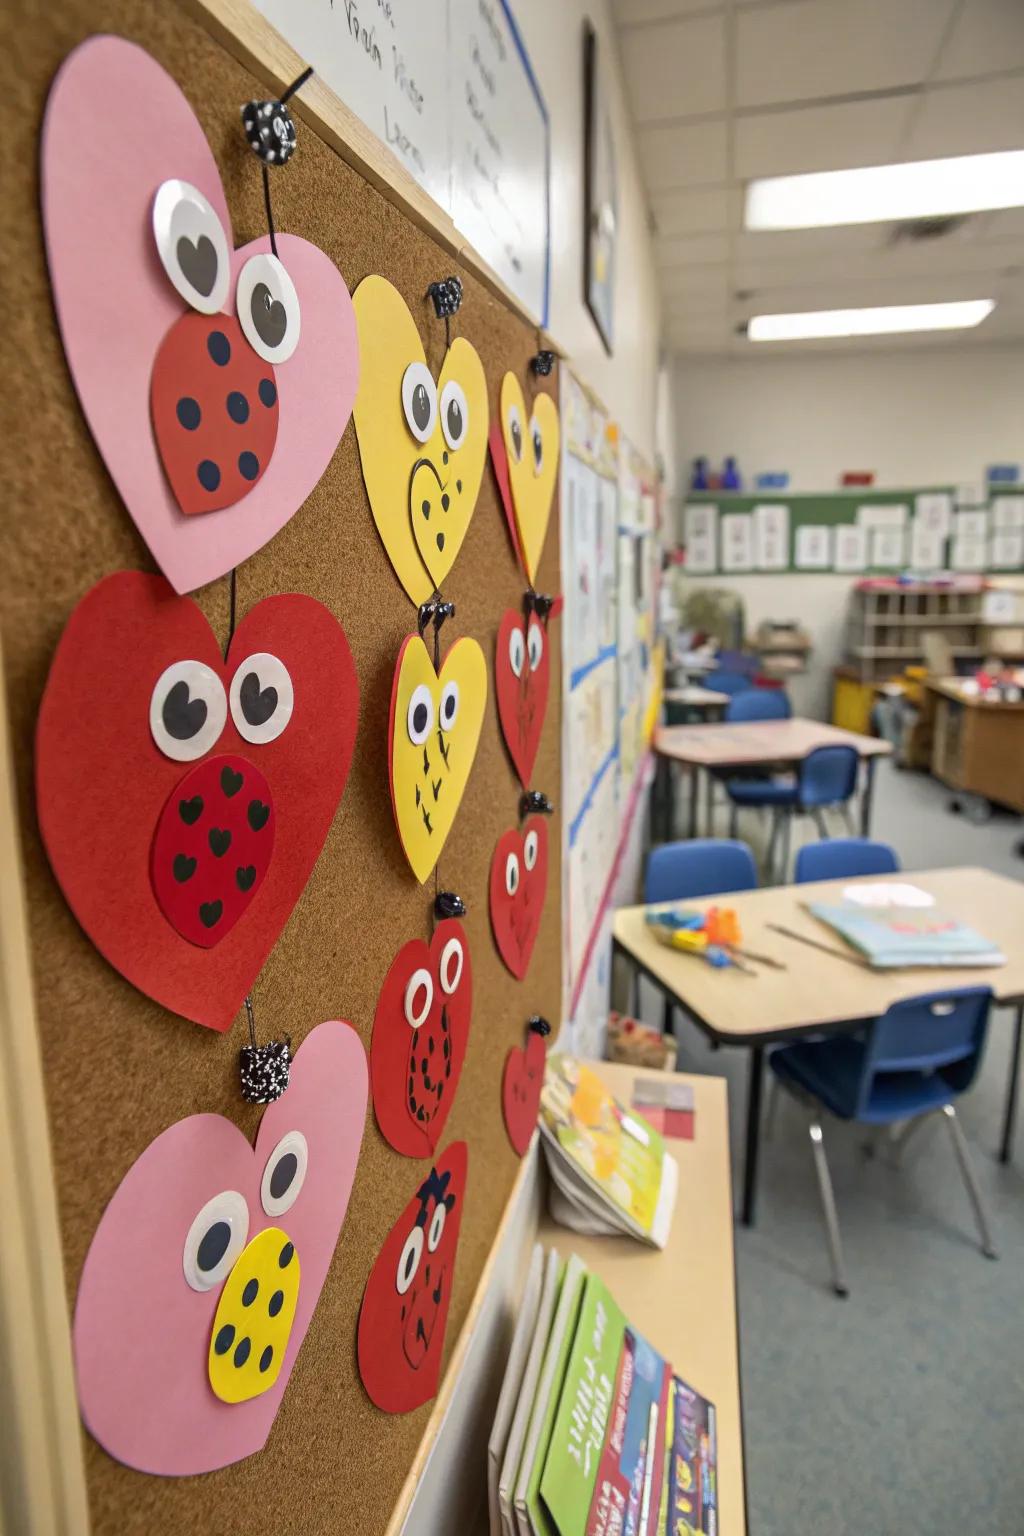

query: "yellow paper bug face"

left=389, top=634, right=487, bottom=884
left=499, top=372, right=560, bottom=587
left=352, top=276, right=488, bottom=604
left=208, top=1226, right=300, bottom=1404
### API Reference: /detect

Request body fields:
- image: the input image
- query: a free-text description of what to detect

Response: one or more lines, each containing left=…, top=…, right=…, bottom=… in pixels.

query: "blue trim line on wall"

left=570, top=642, right=617, bottom=691
left=569, top=742, right=619, bottom=848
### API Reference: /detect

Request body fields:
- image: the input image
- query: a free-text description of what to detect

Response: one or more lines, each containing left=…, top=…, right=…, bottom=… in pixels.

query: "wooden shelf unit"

left=844, top=580, right=987, bottom=681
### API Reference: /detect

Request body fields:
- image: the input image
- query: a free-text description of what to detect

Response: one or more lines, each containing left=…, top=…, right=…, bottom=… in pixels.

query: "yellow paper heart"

left=353, top=276, right=488, bottom=604
left=499, top=373, right=560, bottom=586
left=389, top=633, right=487, bottom=883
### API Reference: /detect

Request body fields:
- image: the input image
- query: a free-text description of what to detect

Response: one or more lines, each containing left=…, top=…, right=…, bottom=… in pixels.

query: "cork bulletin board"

left=0, top=2, right=561, bottom=1533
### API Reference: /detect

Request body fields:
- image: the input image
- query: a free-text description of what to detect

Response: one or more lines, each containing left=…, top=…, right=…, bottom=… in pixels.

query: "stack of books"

left=808, top=886, right=1005, bottom=969
left=488, top=1246, right=717, bottom=1536
left=538, top=1056, right=679, bottom=1249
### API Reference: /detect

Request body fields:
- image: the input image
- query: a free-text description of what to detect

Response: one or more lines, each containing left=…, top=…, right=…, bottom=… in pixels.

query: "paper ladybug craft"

left=41, top=36, right=358, bottom=594
left=357, top=1140, right=467, bottom=1413
left=489, top=364, right=561, bottom=588
left=352, top=275, right=488, bottom=604
left=495, top=606, right=550, bottom=787
left=502, top=1017, right=551, bottom=1156
left=371, top=919, right=473, bottom=1158
left=489, top=812, right=550, bottom=980
left=36, top=572, right=359, bottom=1029
left=74, top=1021, right=367, bottom=1475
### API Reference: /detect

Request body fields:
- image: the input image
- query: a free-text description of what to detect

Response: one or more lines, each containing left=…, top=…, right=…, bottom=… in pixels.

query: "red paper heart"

left=357, top=1140, right=468, bottom=1414
left=489, top=817, right=549, bottom=980
left=502, top=1026, right=547, bottom=1156
left=36, top=571, right=358, bottom=1030
left=494, top=609, right=549, bottom=787
left=371, top=920, right=473, bottom=1158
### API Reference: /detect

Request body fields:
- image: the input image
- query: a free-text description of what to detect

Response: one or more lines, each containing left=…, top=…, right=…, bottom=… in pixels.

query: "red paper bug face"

left=489, top=816, right=549, bottom=979
left=370, top=920, right=473, bottom=1158
left=357, top=1141, right=468, bottom=1414
left=502, top=1025, right=548, bottom=1156
left=495, top=609, right=549, bottom=787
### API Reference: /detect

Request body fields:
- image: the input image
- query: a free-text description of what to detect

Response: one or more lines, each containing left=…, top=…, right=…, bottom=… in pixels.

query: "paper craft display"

left=495, top=608, right=549, bottom=786
left=74, top=1020, right=367, bottom=1474
left=41, top=36, right=358, bottom=593
left=388, top=633, right=487, bottom=883
left=357, top=1140, right=468, bottom=1413
left=36, top=572, right=358, bottom=1029
left=352, top=275, right=487, bottom=604
left=371, top=920, right=473, bottom=1157
left=489, top=372, right=560, bottom=585
left=489, top=817, right=549, bottom=979
left=502, top=1020, right=549, bottom=1156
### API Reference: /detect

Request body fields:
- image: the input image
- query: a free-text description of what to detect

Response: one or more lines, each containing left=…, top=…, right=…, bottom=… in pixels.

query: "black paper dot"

left=238, top=451, right=260, bottom=481
left=412, top=702, right=429, bottom=736
left=436, top=532, right=445, bottom=552
left=279, top=1241, right=295, bottom=1269
left=173, top=853, right=196, bottom=883
left=208, top=331, right=231, bottom=366
left=441, top=493, right=450, bottom=511
left=268, top=1289, right=285, bottom=1318
left=259, top=1345, right=274, bottom=1373
left=242, top=1278, right=259, bottom=1307
left=199, top=900, right=223, bottom=929
left=176, top=397, right=201, bottom=430
left=197, top=1221, right=231, bottom=1273
left=227, top=391, right=250, bottom=423
left=270, top=1153, right=298, bottom=1200
left=214, top=1323, right=235, bottom=1355
left=456, top=479, right=463, bottom=493
left=179, top=795, right=204, bottom=825
left=421, top=499, right=431, bottom=518
left=233, top=1336, right=251, bottom=1369
left=259, top=378, right=277, bottom=408
left=443, top=451, right=449, bottom=465
left=197, top=459, right=221, bottom=492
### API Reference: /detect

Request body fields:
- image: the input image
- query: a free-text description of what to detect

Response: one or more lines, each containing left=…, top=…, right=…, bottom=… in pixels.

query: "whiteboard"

left=252, top=0, right=550, bottom=323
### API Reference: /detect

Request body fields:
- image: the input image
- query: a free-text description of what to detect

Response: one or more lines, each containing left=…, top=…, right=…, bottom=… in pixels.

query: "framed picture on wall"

left=583, top=21, right=618, bottom=354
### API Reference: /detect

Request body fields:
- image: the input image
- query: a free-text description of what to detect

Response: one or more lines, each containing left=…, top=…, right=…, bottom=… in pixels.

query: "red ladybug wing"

left=494, top=609, right=549, bottom=787
left=489, top=818, right=548, bottom=980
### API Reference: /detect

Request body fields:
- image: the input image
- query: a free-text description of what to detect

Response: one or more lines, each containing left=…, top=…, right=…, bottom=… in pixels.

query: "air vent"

left=889, top=213, right=972, bottom=244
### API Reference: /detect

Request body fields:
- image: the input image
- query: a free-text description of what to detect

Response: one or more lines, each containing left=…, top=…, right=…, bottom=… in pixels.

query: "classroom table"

left=652, top=717, right=893, bottom=843
left=613, top=867, right=1024, bottom=1227
left=663, top=684, right=731, bottom=714
left=926, top=677, right=1024, bottom=815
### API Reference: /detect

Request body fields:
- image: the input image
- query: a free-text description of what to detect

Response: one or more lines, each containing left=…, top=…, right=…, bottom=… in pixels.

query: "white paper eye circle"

left=407, top=684, right=435, bottom=745
left=506, top=402, right=524, bottom=462
left=439, top=380, right=469, bottom=450
left=183, top=1190, right=249, bottom=1292
left=439, top=936, right=464, bottom=995
left=229, top=652, right=294, bottom=745
left=427, top=1201, right=446, bottom=1253
left=524, top=829, right=539, bottom=871
left=260, top=1130, right=308, bottom=1218
left=405, top=967, right=434, bottom=1029
left=505, top=852, right=520, bottom=896
left=153, top=179, right=230, bottom=315
left=150, top=660, right=227, bottom=762
left=508, top=626, right=525, bottom=678
left=529, top=414, right=544, bottom=476
left=402, top=362, right=438, bottom=443
left=439, top=680, right=459, bottom=734
left=237, top=253, right=301, bottom=364
left=527, top=619, right=544, bottom=671
left=396, top=1225, right=424, bottom=1295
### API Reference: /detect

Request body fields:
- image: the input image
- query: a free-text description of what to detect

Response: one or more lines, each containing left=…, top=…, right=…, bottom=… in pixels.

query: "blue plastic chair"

left=705, top=669, right=755, bottom=698
left=729, top=744, right=861, bottom=881
left=768, top=987, right=997, bottom=1295
left=645, top=838, right=758, bottom=904
left=725, top=688, right=791, bottom=723
left=795, top=837, right=899, bottom=883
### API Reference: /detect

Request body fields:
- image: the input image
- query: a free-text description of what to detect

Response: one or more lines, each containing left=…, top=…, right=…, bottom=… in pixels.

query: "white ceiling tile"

left=657, top=233, right=731, bottom=266
left=613, top=0, right=724, bottom=24
left=933, top=0, right=1024, bottom=80
left=620, top=13, right=728, bottom=123
left=735, top=0, right=957, bottom=109
left=735, top=95, right=913, bottom=180
left=636, top=118, right=729, bottom=189
left=660, top=264, right=731, bottom=300
left=734, top=225, right=892, bottom=262
left=902, top=75, right=1024, bottom=159
left=650, top=186, right=735, bottom=236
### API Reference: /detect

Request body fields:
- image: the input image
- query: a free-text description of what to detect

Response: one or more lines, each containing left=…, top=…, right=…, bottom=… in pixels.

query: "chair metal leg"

left=780, top=808, right=792, bottom=882
left=811, top=806, right=828, bottom=838
left=841, top=803, right=856, bottom=835
left=889, top=1113, right=931, bottom=1164
left=729, top=802, right=738, bottom=840
left=808, top=1120, right=850, bottom=1296
left=941, top=1105, right=998, bottom=1259
left=765, top=1074, right=780, bottom=1140
left=765, top=809, right=780, bottom=882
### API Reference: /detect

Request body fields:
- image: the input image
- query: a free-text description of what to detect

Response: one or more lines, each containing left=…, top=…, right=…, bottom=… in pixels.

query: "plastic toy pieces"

left=494, top=607, right=549, bottom=787
left=645, top=905, right=752, bottom=972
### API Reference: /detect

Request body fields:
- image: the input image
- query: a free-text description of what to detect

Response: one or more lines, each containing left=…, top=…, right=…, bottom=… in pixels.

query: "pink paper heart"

left=41, top=36, right=358, bottom=594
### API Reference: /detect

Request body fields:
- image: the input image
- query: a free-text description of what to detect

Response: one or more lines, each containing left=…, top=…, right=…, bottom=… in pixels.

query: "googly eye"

left=439, top=380, right=469, bottom=450
left=404, top=967, right=434, bottom=1029
left=508, top=626, right=525, bottom=678
left=402, top=362, right=438, bottom=444
left=396, top=1225, right=424, bottom=1295
left=427, top=1201, right=446, bottom=1253
left=505, top=853, right=520, bottom=896
left=439, top=937, right=464, bottom=995
left=407, top=683, right=435, bottom=746
left=439, top=680, right=459, bottom=734
left=229, top=652, right=293, bottom=745
left=152, top=179, right=231, bottom=315
left=237, top=253, right=301, bottom=364
left=527, top=619, right=544, bottom=671
left=260, top=1131, right=308, bottom=1217
left=506, top=402, right=523, bottom=463
left=529, top=414, right=544, bottom=476
left=149, top=659, right=228, bottom=762
left=524, top=829, right=539, bottom=871
left=183, top=1190, right=249, bottom=1292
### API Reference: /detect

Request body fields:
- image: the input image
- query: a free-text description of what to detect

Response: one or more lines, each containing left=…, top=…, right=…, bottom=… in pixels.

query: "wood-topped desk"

left=663, top=685, right=730, bottom=711
left=613, top=867, right=1024, bottom=1226
left=926, top=678, right=1024, bottom=815
left=540, top=1061, right=746, bottom=1536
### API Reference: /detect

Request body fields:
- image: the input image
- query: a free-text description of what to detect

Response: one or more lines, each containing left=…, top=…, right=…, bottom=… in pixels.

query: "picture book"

left=807, top=899, right=1005, bottom=969
left=490, top=1245, right=545, bottom=1536
left=515, top=1254, right=587, bottom=1536
left=499, top=1250, right=562, bottom=1536
left=664, top=1376, right=717, bottom=1536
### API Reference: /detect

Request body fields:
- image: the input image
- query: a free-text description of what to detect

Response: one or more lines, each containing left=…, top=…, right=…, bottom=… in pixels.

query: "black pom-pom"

left=528, top=1015, right=552, bottom=1037
left=520, top=790, right=554, bottom=820
left=427, top=277, right=463, bottom=318
left=241, top=99, right=297, bottom=165
left=524, top=591, right=555, bottom=621
left=531, top=351, right=555, bottom=376
left=240, top=1039, right=292, bottom=1103
left=435, top=891, right=467, bottom=919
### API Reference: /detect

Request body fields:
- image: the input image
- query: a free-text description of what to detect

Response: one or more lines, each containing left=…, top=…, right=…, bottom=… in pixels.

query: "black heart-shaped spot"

left=162, top=680, right=207, bottom=742
left=239, top=671, right=278, bottom=727
left=173, top=854, right=197, bottom=883
left=250, top=282, right=287, bottom=349
left=248, top=799, right=270, bottom=832
left=236, top=865, right=257, bottom=892
left=209, top=827, right=232, bottom=857
left=178, top=795, right=204, bottom=825
left=199, top=900, right=223, bottom=929
left=221, top=765, right=244, bottom=797
left=176, top=233, right=218, bottom=297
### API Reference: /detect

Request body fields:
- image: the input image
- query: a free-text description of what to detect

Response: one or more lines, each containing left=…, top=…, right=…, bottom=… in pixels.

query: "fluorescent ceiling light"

left=747, top=300, right=995, bottom=342
left=746, top=150, right=1024, bottom=230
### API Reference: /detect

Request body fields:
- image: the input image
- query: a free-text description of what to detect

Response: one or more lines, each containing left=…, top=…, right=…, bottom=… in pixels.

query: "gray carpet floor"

left=630, top=760, right=1024, bottom=1535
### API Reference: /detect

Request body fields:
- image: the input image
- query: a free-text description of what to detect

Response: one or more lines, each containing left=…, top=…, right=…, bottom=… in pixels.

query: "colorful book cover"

left=807, top=901, right=1004, bottom=969
left=583, top=1327, right=670, bottom=1536
left=520, top=1255, right=589, bottom=1536
left=666, top=1377, right=717, bottom=1536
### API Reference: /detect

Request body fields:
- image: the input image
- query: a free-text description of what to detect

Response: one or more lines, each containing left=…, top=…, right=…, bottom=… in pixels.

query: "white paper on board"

left=914, top=492, right=952, bottom=537
left=993, top=497, right=1024, bottom=531
left=794, top=524, right=832, bottom=570
left=951, top=536, right=987, bottom=572
left=834, top=524, right=867, bottom=573
left=990, top=532, right=1024, bottom=571
left=955, top=509, right=989, bottom=542
left=870, top=527, right=906, bottom=569
left=956, top=482, right=986, bottom=509
left=982, top=586, right=1019, bottom=621
left=857, top=502, right=908, bottom=531
left=753, top=503, right=790, bottom=570
left=720, top=511, right=753, bottom=573
left=909, top=519, right=946, bottom=570
left=684, top=503, right=718, bottom=575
